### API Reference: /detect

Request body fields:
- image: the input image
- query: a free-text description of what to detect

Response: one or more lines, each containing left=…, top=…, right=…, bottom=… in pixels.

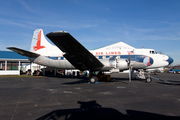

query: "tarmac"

left=0, top=73, right=180, bottom=120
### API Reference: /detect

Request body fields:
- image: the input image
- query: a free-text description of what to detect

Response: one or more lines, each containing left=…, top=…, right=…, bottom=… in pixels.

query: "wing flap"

left=7, top=47, right=40, bottom=57
left=46, top=31, right=104, bottom=71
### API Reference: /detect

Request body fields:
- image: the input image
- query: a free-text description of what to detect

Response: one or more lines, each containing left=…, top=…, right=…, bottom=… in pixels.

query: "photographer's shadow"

left=37, top=100, right=180, bottom=120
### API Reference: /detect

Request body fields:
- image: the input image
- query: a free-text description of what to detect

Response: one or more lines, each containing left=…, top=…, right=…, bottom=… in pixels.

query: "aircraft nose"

left=166, top=56, right=174, bottom=65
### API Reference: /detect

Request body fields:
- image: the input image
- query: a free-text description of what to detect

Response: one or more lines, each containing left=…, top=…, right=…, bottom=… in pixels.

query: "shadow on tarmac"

left=36, top=100, right=180, bottom=120
left=62, top=79, right=89, bottom=84
left=111, top=77, right=144, bottom=82
left=156, top=81, right=180, bottom=86
left=61, top=78, right=141, bottom=85
left=45, top=75, right=89, bottom=85
left=152, top=77, right=180, bottom=86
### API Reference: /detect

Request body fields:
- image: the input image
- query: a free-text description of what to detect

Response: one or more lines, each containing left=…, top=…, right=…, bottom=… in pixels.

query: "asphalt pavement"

left=0, top=73, right=180, bottom=120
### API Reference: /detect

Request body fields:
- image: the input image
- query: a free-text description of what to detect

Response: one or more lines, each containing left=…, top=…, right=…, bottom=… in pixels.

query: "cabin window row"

left=47, top=56, right=119, bottom=60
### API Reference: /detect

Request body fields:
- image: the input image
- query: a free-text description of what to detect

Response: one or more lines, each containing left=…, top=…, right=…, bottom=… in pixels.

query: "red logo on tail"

left=33, top=30, right=45, bottom=51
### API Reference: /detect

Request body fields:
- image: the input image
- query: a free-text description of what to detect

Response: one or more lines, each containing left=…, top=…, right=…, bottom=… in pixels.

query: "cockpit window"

left=149, top=50, right=157, bottom=54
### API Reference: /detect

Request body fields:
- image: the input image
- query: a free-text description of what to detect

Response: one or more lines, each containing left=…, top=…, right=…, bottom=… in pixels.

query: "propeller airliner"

left=7, top=29, right=173, bottom=83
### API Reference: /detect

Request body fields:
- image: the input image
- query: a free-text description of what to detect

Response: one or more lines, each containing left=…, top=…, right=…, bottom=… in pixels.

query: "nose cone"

left=166, top=56, right=174, bottom=65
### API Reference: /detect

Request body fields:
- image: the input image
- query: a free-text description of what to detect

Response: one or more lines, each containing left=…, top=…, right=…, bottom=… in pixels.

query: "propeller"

left=128, top=53, right=131, bottom=82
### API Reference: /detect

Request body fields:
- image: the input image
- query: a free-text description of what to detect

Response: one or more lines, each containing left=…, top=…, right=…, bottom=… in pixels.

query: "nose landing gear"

left=135, top=69, right=152, bottom=83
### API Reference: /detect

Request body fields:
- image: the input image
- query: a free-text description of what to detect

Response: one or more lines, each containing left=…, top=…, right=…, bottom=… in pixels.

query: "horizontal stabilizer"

left=7, top=47, right=40, bottom=57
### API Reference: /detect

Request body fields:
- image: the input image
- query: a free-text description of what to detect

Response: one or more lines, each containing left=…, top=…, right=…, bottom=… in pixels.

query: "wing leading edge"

left=46, top=31, right=104, bottom=71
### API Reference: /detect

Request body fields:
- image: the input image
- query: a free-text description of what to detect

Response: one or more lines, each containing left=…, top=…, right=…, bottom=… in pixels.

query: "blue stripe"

left=46, top=56, right=59, bottom=60
left=120, top=55, right=146, bottom=62
left=46, top=55, right=147, bottom=63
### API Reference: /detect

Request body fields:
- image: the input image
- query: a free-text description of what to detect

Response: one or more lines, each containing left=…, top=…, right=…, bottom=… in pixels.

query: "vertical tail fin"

left=30, top=29, right=41, bottom=52
left=30, top=29, right=62, bottom=56
left=30, top=29, right=53, bottom=52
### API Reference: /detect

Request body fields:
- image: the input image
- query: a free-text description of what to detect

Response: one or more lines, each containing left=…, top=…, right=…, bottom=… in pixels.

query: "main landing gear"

left=89, top=71, right=110, bottom=83
left=135, top=69, right=152, bottom=83
left=89, top=76, right=98, bottom=83
left=89, top=70, right=152, bottom=83
left=89, top=71, right=99, bottom=83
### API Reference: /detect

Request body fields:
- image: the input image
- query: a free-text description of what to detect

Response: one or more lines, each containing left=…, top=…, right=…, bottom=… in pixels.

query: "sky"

left=0, top=0, right=180, bottom=65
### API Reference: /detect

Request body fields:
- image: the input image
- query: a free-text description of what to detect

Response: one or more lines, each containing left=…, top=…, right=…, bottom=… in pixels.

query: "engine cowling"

left=116, top=58, right=129, bottom=70
left=100, top=57, right=128, bottom=71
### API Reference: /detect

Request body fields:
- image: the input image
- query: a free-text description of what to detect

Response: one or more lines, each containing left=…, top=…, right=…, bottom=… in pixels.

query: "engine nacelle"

left=100, top=57, right=128, bottom=71
left=116, top=58, right=129, bottom=70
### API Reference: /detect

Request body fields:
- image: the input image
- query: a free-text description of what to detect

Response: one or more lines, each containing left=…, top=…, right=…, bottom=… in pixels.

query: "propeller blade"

left=129, top=67, right=131, bottom=82
left=128, top=53, right=130, bottom=65
left=128, top=54, right=131, bottom=82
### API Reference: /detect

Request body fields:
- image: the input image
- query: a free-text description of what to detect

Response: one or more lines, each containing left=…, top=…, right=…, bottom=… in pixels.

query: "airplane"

left=7, top=29, right=174, bottom=83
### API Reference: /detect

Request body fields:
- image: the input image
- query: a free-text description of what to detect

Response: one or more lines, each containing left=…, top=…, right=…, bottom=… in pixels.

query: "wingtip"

left=6, top=47, right=14, bottom=50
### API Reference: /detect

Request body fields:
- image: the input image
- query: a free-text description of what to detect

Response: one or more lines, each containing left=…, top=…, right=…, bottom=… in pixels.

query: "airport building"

left=0, top=51, right=56, bottom=76
left=0, top=51, right=29, bottom=75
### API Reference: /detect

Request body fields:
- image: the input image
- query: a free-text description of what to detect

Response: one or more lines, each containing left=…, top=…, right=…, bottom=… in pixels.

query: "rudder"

left=30, top=29, right=52, bottom=52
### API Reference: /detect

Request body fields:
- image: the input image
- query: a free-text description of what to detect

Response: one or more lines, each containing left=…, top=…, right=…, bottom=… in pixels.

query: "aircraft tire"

left=146, top=77, right=152, bottom=83
left=89, top=76, right=98, bottom=83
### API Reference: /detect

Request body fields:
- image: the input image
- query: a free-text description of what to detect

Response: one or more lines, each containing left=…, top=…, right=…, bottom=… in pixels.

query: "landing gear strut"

left=135, top=69, right=152, bottom=83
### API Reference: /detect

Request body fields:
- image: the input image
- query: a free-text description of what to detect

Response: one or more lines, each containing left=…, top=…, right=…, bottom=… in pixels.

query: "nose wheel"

left=135, top=69, right=152, bottom=83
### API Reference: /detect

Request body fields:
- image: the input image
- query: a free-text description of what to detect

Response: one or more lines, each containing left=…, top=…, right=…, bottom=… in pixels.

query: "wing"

left=46, top=31, right=104, bottom=71
left=7, top=47, right=40, bottom=57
